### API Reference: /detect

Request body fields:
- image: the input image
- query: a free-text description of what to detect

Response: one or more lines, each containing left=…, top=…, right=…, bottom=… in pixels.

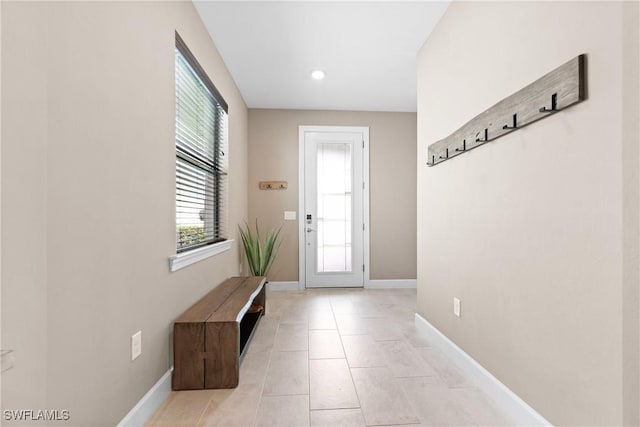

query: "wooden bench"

left=172, top=276, right=266, bottom=390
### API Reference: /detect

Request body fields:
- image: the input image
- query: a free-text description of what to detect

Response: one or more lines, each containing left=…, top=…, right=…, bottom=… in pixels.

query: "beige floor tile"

left=403, top=329, right=433, bottom=348
left=309, top=310, right=337, bottom=330
left=310, top=359, right=359, bottom=410
left=341, top=335, right=387, bottom=368
left=331, top=299, right=358, bottom=315
left=255, top=395, right=310, bottom=427
left=301, top=295, right=333, bottom=311
left=310, top=409, right=366, bottom=427
left=416, top=347, right=472, bottom=388
left=147, top=390, right=214, bottom=427
left=257, top=315, right=281, bottom=331
left=384, top=309, right=416, bottom=325
left=400, top=377, right=512, bottom=426
left=273, top=323, right=309, bottom=351
left=351, top=302, right=385, bottom=318
left=366, top=318, right=405, bottom=341
left=394, top=316, right=418, bottom=334
left=280, top=307, right=309, bottom=325
left=309, top=329, right=345, bottom=359
left=335, top=314, right=369, bottom=335
left=150, top=289, right=513, bottom=427
left=238, top=351, right=271, bottom=390
left=263, top=351, right=309, bottom=396
left=350, top=367, right=419, bottom=426
left=370, top=425, right=423, bottom=427
left=378, top=340, right=438, bottom=378
left=247, top=317, right=279, bottom=355
left=264, top=296, right=291, bottom=317
left=147, top=421, right=175, bottom=427
left=197, top=388, right=261, bottom=427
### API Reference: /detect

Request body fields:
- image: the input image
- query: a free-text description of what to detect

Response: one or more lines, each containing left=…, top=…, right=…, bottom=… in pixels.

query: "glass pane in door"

left=316, top=142, right=352, bottom=273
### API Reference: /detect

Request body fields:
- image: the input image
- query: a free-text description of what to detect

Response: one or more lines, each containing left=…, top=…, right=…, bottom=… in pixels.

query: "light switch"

left=284, top=211, right=297, bottom=221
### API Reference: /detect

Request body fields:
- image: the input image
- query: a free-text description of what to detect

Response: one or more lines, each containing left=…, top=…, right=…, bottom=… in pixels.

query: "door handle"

left=306, top=227, right=315, bottom=232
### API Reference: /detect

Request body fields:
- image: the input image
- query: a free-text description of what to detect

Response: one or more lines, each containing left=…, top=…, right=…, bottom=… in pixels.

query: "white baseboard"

left=414, top=314, right=552, bottom=427
left=117, top=368, right=172, bottom=427
left=365, top=279, right=416, bottom=289
left=267, top=281, right=300, bottom=291
left=268, top=280, right=416, bottom=290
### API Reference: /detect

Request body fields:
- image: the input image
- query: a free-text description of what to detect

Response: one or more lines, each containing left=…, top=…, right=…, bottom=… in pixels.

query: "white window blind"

left=175, top=33, right=228, bottom=253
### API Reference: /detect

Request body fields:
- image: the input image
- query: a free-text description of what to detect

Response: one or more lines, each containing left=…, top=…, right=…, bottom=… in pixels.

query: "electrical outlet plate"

left=453, top=297, right=461, bottom=317
left=284, top=211, right=297, bottom=221
left=1, top=350, right=15, bottom=372
left=131, top=331, right=142, bottom=361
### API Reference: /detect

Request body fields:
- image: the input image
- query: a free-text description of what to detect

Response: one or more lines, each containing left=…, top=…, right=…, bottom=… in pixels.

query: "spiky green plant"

left=239, top=221, right=283, bottom=277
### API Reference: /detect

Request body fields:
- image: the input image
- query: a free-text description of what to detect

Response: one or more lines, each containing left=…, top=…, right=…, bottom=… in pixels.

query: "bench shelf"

left=172, top=276, right=266, bottom=390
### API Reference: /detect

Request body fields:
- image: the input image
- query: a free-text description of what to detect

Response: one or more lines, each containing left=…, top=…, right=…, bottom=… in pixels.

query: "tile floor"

left=146, top=288, right=512, bottom=427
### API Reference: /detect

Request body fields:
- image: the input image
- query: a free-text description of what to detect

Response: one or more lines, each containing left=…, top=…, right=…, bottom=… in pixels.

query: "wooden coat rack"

left=258, top=181, right=288, bottom=190
left=427, top=54, right=586, bottom=166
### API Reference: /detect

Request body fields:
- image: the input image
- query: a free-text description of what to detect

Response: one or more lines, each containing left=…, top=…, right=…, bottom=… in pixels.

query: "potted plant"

left=239, top=221, right=282, bottom=314
left=239, top=220, right=283, bottom=279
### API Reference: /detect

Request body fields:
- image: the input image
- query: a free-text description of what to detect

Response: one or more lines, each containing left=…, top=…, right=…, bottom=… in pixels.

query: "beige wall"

left=1, top=2, right=248, bottom=426
left=0, top=0, right=3, bottom=415
left=622, top=3, right=640, bottom=425
left=248, top=109, right=416, bottom=282
left=2, top=2, right=48, bottom=414
left=417, top=1, right=639, bottom=425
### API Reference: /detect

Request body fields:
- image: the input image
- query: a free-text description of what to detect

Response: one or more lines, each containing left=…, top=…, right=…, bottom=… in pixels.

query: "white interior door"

left=301, top=127, right=367, bottom=288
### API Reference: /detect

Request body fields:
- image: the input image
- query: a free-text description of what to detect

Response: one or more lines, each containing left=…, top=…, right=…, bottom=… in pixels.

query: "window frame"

left=174, top=32, right=230, bottom=257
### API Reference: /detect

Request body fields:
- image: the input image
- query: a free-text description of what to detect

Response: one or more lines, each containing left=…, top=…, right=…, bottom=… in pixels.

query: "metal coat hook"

left=539, top=93, right=558, bottom=113
left=439, top=148, right=449, bottom=160
left=502, top=113, right=518, bottom=130
left=475, top=128, right=489, bottom=143
left=456, top=139, right=467, bottom=152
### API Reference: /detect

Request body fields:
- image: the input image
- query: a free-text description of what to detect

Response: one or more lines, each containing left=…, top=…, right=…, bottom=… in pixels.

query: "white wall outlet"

left=453, top=297, right=461, bottom=317
left=284, top=211, right=297, bottom=221
left=131, top=330, right=142, bottom=361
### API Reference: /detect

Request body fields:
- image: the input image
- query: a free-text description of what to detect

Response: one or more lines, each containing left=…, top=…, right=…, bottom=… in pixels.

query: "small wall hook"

left=502, top=113, right=518, bottom=130
left=259, top=180, right=288, bottom=190
left=456, top=139, right=467, bottom=152
left=475, top=128, right=489, bottom=143
left=539, top=93, right=558, bottom=113
left=439, top=148, right=449, bottom=160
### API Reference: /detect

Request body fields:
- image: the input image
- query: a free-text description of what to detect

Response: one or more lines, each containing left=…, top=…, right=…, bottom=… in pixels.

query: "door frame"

left=298, top=125, right=370, bottom=290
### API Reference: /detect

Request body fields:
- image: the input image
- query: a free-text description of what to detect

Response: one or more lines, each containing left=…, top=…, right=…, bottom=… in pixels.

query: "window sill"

left=169, top=239, right=234, bottom=272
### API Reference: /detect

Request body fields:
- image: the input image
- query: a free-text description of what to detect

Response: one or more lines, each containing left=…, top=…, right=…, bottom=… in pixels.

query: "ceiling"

left=193, top=1, right=450, bottom=112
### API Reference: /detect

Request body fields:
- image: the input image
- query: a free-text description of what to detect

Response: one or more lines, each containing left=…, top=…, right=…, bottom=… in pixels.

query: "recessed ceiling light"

left=311, top=70, right=326, bottom=80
